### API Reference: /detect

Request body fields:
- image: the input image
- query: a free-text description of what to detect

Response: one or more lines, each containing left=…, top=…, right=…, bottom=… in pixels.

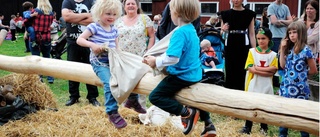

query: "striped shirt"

left=87, top=22, right=118, bottom=63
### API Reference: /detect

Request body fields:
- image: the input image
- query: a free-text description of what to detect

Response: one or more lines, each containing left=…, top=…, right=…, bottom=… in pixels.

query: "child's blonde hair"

left=37, top=0, right=52, bottom=15
left=91, top=0, right=123, bottom=23
left=169, top=0, right=200, bottom=23
left=284, top=21, right=307, bottom=55
left=200, top=39, right=211, bottom=49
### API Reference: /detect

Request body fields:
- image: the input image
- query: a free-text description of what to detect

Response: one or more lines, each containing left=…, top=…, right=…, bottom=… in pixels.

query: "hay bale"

left=0, top=106, right=269, bottom=137
left=0, top=73, right=57, bottom=109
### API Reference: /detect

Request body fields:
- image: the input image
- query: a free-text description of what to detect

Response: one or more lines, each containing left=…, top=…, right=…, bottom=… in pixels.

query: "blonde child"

left=76, top=0, right=126, bottom=129
left=200, top=39, right=219, bottom=68
left=240, top=27, right=278, bottom=135
left=278, top=21, right=317, bottom=137
left=143, top=0, right=217, bottom=136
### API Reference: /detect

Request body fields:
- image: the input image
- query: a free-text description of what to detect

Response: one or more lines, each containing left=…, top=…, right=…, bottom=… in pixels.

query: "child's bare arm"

left=307, top=58, right=318, bottom=75
left=255, top=66, right=277, bottom=74
left=248, top=66, right=276, bottom=77
left=279, top=39, right=288, bottom=69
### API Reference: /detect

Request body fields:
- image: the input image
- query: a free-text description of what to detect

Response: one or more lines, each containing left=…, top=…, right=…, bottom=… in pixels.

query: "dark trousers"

left=272, top=38, right=282, bottom=87
left=29, top=41, right=54, bottom=81
left=25, top=36, right=30, bottom=52
left=245, top=120, right=268, bottom=131
left=279, top=127, right=309, bottom=137
left=67, top=42, right=98, bottom=100
left=10, top=29, right=16, bottom=41
left=149, top=75, right=210, bottom=121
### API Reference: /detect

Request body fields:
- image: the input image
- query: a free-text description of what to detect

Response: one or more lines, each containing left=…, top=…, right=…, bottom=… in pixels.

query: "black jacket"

left=156, top=3, right=200, bottom=40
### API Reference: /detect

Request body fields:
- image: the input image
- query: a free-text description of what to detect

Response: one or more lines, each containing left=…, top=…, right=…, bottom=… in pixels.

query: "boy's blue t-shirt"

left=23, top=10, right=34, bottom=27
left=166, top=23, right=202, bottom=82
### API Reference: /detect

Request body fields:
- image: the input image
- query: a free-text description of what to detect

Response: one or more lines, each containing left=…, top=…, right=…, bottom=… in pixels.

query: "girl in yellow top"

left=240, top=27, right=278, bottom=135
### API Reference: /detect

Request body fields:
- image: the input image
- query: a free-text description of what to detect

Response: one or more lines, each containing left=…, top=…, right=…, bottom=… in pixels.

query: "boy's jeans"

left=26, top=26, right=35, bottom=42
left=91, top=61, right=118, bottom=114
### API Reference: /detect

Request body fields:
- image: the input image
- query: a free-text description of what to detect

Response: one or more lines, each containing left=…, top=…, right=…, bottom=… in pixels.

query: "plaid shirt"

left=33, top=9, right=53, bottom=43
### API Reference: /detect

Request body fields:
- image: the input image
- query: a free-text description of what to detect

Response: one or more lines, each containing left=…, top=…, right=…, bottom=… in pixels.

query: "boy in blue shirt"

left=22, top=1, right=38, bottom=46
left=143, top=0, right=217, bottom=136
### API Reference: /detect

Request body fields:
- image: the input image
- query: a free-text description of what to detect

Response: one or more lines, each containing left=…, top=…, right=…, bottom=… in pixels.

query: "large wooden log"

left=0, top=55, right=319, bottom=135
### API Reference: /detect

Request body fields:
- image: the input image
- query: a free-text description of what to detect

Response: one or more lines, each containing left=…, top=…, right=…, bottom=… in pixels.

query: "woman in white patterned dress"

left=114, top=0, right=155, bottom=111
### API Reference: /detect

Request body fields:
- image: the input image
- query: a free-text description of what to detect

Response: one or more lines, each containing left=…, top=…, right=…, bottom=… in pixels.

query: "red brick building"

left=139, top=0, right=307, bottom=24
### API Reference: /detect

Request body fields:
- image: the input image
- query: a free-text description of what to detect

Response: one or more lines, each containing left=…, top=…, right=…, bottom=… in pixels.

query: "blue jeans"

left=26, top=26, right=35, bottom=42
left=279, top=127, right=309, bottom=137
left=91, top=61, right=118, bottom=114
left=29, top=41, right=54, bottom=81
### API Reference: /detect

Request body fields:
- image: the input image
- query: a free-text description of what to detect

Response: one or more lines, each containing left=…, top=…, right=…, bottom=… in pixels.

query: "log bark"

left=0, top=55, right=319, bottom=135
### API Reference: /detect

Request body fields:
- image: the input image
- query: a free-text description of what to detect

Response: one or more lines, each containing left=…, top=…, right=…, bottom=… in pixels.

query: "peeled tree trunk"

left=0, top=55, right=318, bottom=135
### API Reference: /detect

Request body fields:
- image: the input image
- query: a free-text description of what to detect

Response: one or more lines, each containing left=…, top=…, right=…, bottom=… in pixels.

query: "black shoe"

left=65, top=98, right=79, bottom=106
left=201, top=123, right=217, bottom=137
left=181, top=107, right=200, bottom=135
left=239, top=126, right=251, bottom=134
left=89, top=98, right=100, bottom=106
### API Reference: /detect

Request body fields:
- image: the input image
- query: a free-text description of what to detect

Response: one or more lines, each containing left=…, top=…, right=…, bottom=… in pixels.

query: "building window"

left=245, top=2, right=271, bottom=18
left=200, top=2, right=218, bottom=17
left=140, top=2, right=152, bottom=15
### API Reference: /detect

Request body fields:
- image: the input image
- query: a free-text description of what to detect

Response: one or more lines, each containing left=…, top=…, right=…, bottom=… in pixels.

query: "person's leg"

left=92, top=62, right=116, bottom=111
left=271, top=38, right=282, bottom=87
left=91, top=62, right=126, bottom=128
left=24, top=36, right=30, bottom=52
left=124, top=93, right=146, bottom=113
left=279, top=127, right=288, bottom=137
left=240, top=120, right=252, bottom=134
left=27, top=27, right=36, bottom=42
left=149, top=75, right=199, bottom=135
left=10, top=29, right=16, bottom=41
left=199, top=110, right=216, bottom=136
left=79, top=46, right=99, bottom=101
left=66, top=43, right=81, bottom=105
left=260, top=123, right=268, bottom=135
left=149, top=75, right=195, bottom=115
left=40, top=41, right=54, bottom=84
left=29, top=40, right=40, bottom=56
left=300, top=131, right=309, bottom=137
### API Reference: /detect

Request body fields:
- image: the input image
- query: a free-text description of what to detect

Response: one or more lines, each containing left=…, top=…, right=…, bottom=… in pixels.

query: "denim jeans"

left=26, top=26, right=35, bottom=42
left=279, top=127, right=309, bottom=137
left=91, top=61, right=118, bottom=114
left=29, top=41, right=54, bottom=81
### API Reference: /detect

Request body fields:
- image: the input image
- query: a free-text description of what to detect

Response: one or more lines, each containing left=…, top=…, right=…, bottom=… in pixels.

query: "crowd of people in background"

left=0, top=0, right=318, bottom=136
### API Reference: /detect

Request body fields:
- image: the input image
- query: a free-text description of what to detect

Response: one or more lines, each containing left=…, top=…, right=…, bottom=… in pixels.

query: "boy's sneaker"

left=181, top=107, right=200, bottom=135
left=260, top=128, right=268, bottom=136
left=239, top=126, right=251, bottom=134
left=108, top=113, right=127, bottom=129
left=201, top=123, right=217, bottom=137
left=124, top=98, right=146, bottom=114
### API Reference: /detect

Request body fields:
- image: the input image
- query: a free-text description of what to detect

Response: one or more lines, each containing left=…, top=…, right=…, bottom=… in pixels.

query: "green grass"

left=0, top=33, right=317, bottom=137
